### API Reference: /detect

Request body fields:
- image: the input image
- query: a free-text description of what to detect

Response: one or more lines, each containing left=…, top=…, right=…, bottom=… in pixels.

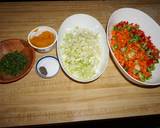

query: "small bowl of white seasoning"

left=36, top=56, right=60, bottom=78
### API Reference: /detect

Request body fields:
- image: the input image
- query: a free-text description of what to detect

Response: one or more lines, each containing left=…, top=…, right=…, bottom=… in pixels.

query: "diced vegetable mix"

left=60, top=27, right=101, bottom=80
left=111, top=21, right=160, bottom=82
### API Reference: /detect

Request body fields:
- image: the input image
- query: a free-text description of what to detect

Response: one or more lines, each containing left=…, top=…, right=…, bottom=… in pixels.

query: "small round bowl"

left=28, top=26, right=57, bottom=53
left=0, top=39, right=35, bottom=84
left=36, top=56, right=60, bottom=78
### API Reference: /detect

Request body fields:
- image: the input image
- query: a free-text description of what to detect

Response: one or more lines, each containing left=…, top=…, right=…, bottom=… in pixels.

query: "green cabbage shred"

left=60, top=27, right=101, bottom=80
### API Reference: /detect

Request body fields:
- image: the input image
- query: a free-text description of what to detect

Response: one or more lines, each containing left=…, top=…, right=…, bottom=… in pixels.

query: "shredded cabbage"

left=60, top=27, right=101, bottom=80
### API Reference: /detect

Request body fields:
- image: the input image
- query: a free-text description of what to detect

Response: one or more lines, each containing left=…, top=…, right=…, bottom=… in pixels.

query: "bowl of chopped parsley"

left=0, top=39, right=35, bottom=84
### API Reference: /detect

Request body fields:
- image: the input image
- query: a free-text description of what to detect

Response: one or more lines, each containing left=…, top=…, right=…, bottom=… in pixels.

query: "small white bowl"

left=107, top=8, right=160, bottom=86
left=28, top=26, right=57, bottom=53
left=36, top=56, right=60, bottom=78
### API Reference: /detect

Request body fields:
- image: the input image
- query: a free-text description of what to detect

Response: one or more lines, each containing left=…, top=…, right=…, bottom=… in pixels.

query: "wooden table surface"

left=0, top=0, right=160, bottom=127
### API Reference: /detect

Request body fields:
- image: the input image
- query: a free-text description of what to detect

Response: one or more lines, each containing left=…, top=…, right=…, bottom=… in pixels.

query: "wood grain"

left=0, top=1, right=160, bottom=127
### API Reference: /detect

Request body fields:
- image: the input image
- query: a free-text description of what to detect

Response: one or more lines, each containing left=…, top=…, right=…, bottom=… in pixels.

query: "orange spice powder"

left=30, top=31, right=55, bottom=48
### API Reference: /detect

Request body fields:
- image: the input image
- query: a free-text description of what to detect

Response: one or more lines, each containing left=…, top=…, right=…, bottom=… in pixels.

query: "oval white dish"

left=57, top=14, right=109, bottom=82
left=107, top=8, right=160, bottom=86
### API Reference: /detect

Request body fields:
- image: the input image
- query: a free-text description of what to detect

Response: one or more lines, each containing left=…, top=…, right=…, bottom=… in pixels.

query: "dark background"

left=15, top=114, right=160, bottom=128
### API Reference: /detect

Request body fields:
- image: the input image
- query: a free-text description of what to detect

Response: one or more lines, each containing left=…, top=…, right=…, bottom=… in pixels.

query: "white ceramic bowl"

left=57, top=14, right=109, bottom=82
left=28, top=26, right=57, bottom=53
left=107, top=8, right=160, bottom=86
left=36, top=56, right=60, bottom=78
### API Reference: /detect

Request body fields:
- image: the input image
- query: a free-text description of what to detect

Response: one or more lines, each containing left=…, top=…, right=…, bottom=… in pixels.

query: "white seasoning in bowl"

left=36, top=56, right=60, bottom=78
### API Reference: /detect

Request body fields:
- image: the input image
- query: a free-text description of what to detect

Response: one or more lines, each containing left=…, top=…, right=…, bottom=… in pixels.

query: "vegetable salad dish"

left=60, top=27, right=101, bottom=80
left=111, top=21, right=160, bottom=81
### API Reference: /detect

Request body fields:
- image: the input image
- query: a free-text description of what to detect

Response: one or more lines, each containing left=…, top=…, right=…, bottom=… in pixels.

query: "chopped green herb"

left=147, top=64, right=155, bottom=72
left=0, top=51, right=28, bottom=76
left=146, top=76, right=151, bottom=80
left=125, top=25, right=132, bottom=31
left=113, top=26, right=119, bottom=31
left=138, top=72, right=145, bottom=82
left=133, top=69, right=139, bottom=75
left=156, top=59, right=159, bottom=63
left=146, top=49, right=154, bottom=59
left=112, top=44, right=118, bottom=51
left=141, top=42, right=148, bottom=50
left=129, top=34, right=141, bottom=43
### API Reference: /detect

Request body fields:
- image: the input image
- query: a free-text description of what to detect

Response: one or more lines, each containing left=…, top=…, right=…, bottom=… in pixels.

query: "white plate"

left=57, top=14, right=109, bottom=82
left=107, top=8, right=160, bottom=86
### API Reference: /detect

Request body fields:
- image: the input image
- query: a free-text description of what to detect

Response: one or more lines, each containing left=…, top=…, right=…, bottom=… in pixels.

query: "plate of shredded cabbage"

left=57, top=14, right=109, bottom=82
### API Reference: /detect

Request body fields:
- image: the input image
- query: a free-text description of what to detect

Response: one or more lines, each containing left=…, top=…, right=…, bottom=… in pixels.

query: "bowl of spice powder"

left=28, top=26, right=57, bottom=53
